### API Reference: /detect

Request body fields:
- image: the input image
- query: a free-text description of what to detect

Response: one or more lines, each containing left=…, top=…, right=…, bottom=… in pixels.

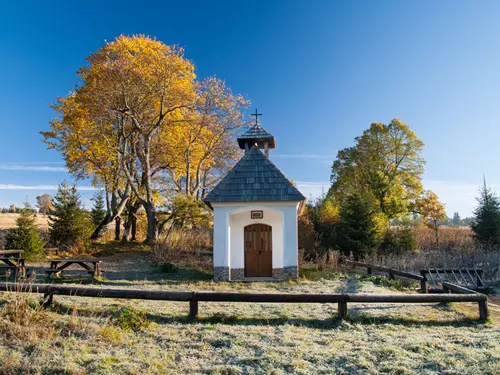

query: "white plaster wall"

left=212, top=202, right=300, bottom=271
left=229, top=208, right=283, bottom=269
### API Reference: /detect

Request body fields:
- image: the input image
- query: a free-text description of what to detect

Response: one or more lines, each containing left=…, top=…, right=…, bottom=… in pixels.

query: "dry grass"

left=152, top=228, right=213, bottom=270
left=367, top=227, right=500, bottom=280
left=0, top=213, right=50, bottom=230
left=0, top=248, right=499, bottom=374
left=414, top=226, right=475, bottom=252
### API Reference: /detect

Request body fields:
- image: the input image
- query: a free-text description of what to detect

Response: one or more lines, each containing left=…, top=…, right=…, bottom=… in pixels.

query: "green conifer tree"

left=471, top=180, right=500, bottom=246
left=5, top=202, right=44, bottom=259
left=337, top=193, right=379, bottom=259
left=49, top=181, right=92, bottom=247
left=90, top=191, right=107, bottom=228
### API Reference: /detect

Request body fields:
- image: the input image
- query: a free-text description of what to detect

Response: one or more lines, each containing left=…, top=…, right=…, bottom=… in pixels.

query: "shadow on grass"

left=152, top=312, right=485, bottom=329
left=26, top=264, right=213, bottom=286
left=47, top=300, right=486, bottom=330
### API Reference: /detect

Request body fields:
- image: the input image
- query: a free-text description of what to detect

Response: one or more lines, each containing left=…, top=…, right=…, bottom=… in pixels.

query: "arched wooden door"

left=244, top=224, right=272, bottom=277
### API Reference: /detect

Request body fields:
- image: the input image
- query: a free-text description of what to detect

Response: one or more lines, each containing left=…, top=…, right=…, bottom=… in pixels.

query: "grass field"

left=0, top=248, right=498, bottom=375
left=0, top=213, right=49, bottom=230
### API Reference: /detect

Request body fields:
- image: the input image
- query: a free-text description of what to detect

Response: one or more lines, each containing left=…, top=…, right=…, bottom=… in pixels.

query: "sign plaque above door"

left=251, top=210, right=263, bottom=219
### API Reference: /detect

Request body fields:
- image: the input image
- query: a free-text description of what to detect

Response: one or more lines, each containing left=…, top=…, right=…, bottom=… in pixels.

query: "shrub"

left=112, top=307, right=150, bottom=331
left=380, top=226, right=417, bottom=255
left=5, top=204, right=44, bottom=259
left=298, top=215, right=316, bottom=252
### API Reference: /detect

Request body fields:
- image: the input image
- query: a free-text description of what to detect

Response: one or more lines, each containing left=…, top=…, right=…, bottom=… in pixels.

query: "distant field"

left=0, top=213, right=50, bottom=229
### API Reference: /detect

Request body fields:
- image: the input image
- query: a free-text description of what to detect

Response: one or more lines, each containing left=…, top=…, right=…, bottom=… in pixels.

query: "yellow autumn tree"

left=416, top=190, right=447, bottom=245
left=158, top=77, right=248, bottom=198
left=43, top=94, right=131, bottom=239
left=42, top=35, right=248, bottom=242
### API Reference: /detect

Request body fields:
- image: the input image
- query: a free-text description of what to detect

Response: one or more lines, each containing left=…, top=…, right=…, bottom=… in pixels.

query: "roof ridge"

left=204, top=147, right=306, bottom=205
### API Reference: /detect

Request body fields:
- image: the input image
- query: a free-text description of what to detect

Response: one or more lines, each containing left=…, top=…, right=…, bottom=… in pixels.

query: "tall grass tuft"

left=364, top=227, right=500, bottom=280
left=0, top=287, right=54, bottom=342
left=151, top=228, right=212, bottom=270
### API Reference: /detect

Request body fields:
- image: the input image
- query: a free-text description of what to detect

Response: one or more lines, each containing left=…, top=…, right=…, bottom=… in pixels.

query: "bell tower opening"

left=237, top=109, right=276, bottom=157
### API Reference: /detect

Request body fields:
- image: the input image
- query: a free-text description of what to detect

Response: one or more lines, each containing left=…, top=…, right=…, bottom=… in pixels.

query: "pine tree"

left=90, top=191, right=107, bottom=228
left=452, top=212, right=461, bottom=227
left=49, top=181, right=92, bottom=247
left=337, top=193, right=379, bottom=259
left=471, top=180, right=500, bottom=246
left=5, top=202, right=44, bottom=259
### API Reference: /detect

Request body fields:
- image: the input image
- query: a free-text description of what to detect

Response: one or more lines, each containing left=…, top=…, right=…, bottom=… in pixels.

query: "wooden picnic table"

left=46, top=258, right=103, bottom=278
left=0, top=257, right=26, bottom=278
left=0, top=250, right=24, bottom=259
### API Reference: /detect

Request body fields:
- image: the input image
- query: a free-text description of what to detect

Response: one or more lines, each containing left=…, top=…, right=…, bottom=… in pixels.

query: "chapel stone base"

left=213, top=267, right=298, bottom=282
left=213, top=267, right=230, bottom=282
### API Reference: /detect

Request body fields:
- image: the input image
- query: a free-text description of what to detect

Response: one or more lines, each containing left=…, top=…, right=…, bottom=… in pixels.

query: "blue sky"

left=0, top=0, right=499, bottom=216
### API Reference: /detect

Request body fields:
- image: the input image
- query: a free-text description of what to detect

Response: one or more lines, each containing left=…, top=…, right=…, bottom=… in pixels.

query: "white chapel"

left=204, top=113, right=306, bottom=281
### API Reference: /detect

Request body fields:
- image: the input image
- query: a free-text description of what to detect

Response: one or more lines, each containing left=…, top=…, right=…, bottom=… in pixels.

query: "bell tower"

left=236, top=109, right=276, bottom=157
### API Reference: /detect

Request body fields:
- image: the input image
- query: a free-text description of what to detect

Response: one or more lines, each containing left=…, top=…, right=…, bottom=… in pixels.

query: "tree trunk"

left=131, top=216, right=137, bottom=241
left=115, top=217, right=121, bottom=241
left=91, top=190, right=130, bottom=240
left=144, top=203, right=158, bottom=243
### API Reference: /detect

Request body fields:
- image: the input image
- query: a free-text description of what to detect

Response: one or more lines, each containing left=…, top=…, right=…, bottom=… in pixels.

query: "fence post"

left=189, top=299, right=198, bottom=318
left=479, top=300, right=489, bottom=321
left=420, top=278, right=428, bottom=294
left=338, top=301, right=348, bottom=319
left=42, top=286, right=54, bottom=308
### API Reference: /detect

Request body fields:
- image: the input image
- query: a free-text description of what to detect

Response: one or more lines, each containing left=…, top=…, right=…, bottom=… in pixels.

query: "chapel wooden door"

left=244, top=224, right=273, bottom=277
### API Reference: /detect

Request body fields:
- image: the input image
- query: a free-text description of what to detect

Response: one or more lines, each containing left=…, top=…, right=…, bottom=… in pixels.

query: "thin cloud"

left=0, top=184, right=97, bottom=191
left=295, top=181, right=330, bottom=200
left=273, top=153, right=335, bottom=160
left=0, top=165, right=67, bottom=172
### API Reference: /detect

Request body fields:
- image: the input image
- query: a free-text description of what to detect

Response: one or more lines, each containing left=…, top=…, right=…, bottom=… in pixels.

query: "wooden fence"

left=347, top=261, right=428, bottom=293
left=421, top=269, right=485, bottom=290
left=0, top=282, right=488, bottom=321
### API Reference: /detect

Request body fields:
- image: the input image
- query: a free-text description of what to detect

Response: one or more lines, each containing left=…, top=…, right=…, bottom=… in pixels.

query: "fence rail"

left=441, top=282, right=489, bottom=321
left=0, top=282, right=488, bottom=321
left=421, top=269, right=485, bottom=290
left=347, top=260, right=428, bottom=292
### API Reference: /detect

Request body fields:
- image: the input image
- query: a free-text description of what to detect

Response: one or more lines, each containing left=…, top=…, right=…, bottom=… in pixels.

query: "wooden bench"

left=0, top=250, right=24, bottom=259
left=0, top=257, right=26, bottom=279
left=46, top=259, right=103, bottom=278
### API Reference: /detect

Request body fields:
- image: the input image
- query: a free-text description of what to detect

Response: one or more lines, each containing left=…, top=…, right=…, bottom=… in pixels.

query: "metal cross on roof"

left=250, top=108, right=262, bottom=126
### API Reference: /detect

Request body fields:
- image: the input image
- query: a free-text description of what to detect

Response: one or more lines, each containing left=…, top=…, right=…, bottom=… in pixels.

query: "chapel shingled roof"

left=204, top=146, right=306, bottom=207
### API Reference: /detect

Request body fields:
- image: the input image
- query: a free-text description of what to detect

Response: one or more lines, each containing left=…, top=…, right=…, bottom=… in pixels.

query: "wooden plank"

left=441, top=282, right=481, bottom=295
left=0, top=283, right=485, bottom=303
left=465, top=269, right=476, bottom=286
left=347, top=261, right=424, bottom=281
left=0, top=283, right=194, bottom=301
left=475, top=270, right=486, bottom=287
left=50, top=259, right=102, bottom=263
left=0, top=250, right=24, bottom=256
left=420, top=268, right=483, bottom=274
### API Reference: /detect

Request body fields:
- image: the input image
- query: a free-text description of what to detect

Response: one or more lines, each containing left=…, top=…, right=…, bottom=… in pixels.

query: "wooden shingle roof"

left=237, top=124, right=276, bottom=149
left=204, top=146, right=306, bottom=207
